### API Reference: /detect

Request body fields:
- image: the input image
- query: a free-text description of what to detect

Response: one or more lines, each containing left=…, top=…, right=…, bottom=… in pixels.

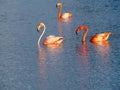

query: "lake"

left=0, top=0, right=120, bottom=90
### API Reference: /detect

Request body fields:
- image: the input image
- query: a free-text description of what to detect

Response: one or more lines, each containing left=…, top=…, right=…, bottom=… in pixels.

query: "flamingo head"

left=75, top=26, right=86, bottom=35
left=105, top=32, right=113, bottom=35
left=56, top=2, right=62, bottom=7
left=37, top=22, right=44, bottom=32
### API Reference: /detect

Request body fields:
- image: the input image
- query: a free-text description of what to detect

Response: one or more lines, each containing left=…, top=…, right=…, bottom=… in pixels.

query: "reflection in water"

left=92, top=41, right=110, bottom=58
left=57, top=19, right=63, bottom=36
left=77, top=41, right=89, bottom=56
left=76, top=41, right=89, bottom=75
left=46, top=44, right=64, bottom=64
left=59, top=18, right=72, bottom=22
left=38, top=44, right=64, bottom=89
left=57, top=18, right=72, bottom=39
left=92, top=41, right=111, bottom=89
left=76, top=41, right=112, bottom=90
left=57, top=19, right=72, bottom=36
left=76, top=41, right=90, bottom=89
left=92, top=41, right=111, bottom=67
left=0, top=0, right=119, bottom=89
left=38, top=44, right=47, bottom=90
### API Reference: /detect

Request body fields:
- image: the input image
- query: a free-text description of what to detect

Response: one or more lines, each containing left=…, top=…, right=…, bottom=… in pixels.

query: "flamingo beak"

left=37, top=27, right=40, bottom=32
left=37, top=24, right=42, bottom=32
left=75, top=29, right=79, bottom=35
left=37, top=29, right=39, bottom=32
left=56, top=4, right=58, bottom=7
left=37, top=22, right=44, bottom=32
left=76, top=31, right=78, bottom=35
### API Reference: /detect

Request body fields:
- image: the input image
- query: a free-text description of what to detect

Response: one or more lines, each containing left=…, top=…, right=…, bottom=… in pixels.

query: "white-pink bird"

left=37, top=22, right=64, bottom=47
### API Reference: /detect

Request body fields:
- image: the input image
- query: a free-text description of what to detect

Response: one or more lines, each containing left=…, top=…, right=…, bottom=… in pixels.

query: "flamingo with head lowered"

left=56, top=2, right=72, bottom=20
left=37, top=22, right=64, bottom=47
left=75, top=25, right=113, bottom=43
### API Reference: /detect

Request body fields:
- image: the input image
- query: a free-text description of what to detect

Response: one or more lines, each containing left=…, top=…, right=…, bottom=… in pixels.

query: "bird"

left=56, top=2, right=72, bottom=20
left=75, top=25, right=113, bottom=42
left=37, top=22, right=64, bottom=47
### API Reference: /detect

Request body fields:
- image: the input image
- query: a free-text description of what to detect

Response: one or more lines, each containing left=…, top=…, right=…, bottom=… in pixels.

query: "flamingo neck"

left=38, top=25, right=46, bottom=45
left=103, top=32, right=112, bottom=41
left=82, top=26, right=88, bottom=42
left=58, top=5, right=62, bottom=19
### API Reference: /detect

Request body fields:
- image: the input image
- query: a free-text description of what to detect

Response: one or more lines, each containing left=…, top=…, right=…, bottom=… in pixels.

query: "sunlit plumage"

left=37, top=22, right=63, bottom=46
left=56, top=2, right=72, bottom=20
left=75, top=25, right=113, bottom=42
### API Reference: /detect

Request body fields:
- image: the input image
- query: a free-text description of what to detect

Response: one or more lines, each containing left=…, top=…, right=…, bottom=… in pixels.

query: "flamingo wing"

left=90, top=32, right=113, bottom=42
left=61, top=13, right=72, bottom=19
left=43, top=35, right=63, bottom=45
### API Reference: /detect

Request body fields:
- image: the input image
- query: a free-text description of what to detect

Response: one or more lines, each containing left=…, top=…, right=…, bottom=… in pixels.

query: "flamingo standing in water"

left=37, top=22, right=64, bottom=46
left=75, top=26, right=113, bottom=42
left=56, top=2, right=72, bottom=20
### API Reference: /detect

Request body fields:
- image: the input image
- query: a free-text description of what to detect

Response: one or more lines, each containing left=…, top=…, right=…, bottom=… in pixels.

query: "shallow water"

left=0, top=0, right=120, bottom=90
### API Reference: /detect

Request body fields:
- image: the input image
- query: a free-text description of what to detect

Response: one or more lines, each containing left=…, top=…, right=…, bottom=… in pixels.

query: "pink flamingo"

left=56, top=2, right=72, bottom=20
left=37, top=22, right=64, bottom=47
left=75, top=25, right=113, bottom=42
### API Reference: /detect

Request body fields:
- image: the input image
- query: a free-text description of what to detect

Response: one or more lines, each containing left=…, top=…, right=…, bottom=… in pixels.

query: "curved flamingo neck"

left=58, top=4, right=62, bottom=19
left=76, top=26, right=88, bottom=42
left=82, top=26, right=88, bottom=42
left=38, top=24, right=46, bottom=45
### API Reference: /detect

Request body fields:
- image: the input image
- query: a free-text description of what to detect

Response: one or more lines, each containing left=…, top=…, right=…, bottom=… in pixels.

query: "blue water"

left=0, top=0, right=120, bottom=90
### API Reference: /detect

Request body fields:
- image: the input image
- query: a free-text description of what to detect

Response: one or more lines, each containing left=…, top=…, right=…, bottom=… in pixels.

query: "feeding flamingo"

left=37, top=22, right=64, bottom=47
left=75, top=25, right=113, bottom=42
left=56, top=2, right=72, bottom=20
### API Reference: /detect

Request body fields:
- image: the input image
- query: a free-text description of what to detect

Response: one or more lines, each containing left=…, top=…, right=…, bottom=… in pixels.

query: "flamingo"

left=75, top=25, right=113, bottom=42
left=56, top=2, right=72, bottom=20
left=37, top=22, right=64, bottom=46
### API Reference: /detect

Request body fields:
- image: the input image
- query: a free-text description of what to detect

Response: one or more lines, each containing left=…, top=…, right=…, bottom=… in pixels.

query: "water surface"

left=0, top=0, right=120, bottom=90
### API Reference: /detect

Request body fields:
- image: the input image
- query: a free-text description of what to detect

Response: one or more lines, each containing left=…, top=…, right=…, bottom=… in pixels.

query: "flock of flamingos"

left=37, top=2, right=113, bottom=47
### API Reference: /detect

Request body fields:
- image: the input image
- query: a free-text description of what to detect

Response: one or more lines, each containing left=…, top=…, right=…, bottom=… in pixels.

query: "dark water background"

left=0, top=0, right=120, bottom=90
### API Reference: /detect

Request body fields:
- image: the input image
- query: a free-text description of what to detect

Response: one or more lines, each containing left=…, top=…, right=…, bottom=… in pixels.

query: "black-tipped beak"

left=56, top=4, right=58, bottom=7
left=37, top=25, right=41, bottom=32
left=75, top=31, right=78, bottom=35
left=37, top=29, right=39, bottom=32
left=37, top=27, right=40, bottom=32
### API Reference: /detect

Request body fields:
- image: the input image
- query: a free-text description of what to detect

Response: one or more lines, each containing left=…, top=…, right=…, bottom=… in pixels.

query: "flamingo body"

left=43, top=35, right=63, bottom=45
left=75, top=26, right=113, bottom=42
left=60, top=13, right=72, bottom=19
left=56, top=2, right=72, bottom=20
left=37, top=23, right=64, bottom=46
left=90, top=32, right=113, bottom=42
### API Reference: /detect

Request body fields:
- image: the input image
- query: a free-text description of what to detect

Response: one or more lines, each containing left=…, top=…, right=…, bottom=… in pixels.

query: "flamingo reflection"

left=92, top=41, right=111, bottom=61
left=76, top=41, right=89, bottom=70
left=38, top=44, right=47, bottom=90
left=92, top=40, right=111, bottom=88
left=57, top=19, right=63, bottom=36
left=77, top=41, right=89, bottom=56
left=46, top=44, right=63, bottom=64
left=57, top=18, right=72, bottom=39
left=76, top=41, right=90, bottom=88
